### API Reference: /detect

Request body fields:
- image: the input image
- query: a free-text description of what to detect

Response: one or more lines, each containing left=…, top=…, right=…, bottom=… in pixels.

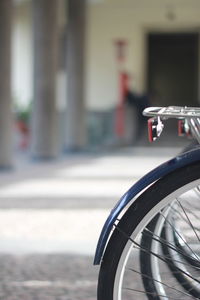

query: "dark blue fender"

left=94, top=147, right=200, bottom=265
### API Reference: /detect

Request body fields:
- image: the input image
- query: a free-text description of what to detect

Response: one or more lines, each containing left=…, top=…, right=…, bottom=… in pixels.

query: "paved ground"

left=0, top=143, right=187, bottom=299
left=0, top=254, right=97, bottom=300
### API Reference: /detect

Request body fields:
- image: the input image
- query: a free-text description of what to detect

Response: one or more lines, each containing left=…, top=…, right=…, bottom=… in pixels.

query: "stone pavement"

left=0, top=145, right=185, bottom=299
left=0, top=254, right=97, bottom=300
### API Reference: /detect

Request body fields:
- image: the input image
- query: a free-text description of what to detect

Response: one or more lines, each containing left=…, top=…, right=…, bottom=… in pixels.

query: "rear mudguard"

left=94, top=147, right=200, bottom=265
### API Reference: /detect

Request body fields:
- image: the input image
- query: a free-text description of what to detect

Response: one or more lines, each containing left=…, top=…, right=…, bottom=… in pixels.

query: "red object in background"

left=114, top=39, right=129, bottom=137
left=115, top=72, right=129, bottom=136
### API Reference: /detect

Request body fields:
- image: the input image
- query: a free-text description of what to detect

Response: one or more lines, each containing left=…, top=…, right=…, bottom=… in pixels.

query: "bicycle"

left=94, top=106, right=200, bottom=300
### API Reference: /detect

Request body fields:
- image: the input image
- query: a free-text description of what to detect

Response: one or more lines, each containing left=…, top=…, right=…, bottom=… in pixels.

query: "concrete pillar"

left=65, top=0, right=87, bottom=151
left=0, top=0, right=13, bottom=168
left=31, top=0, right=59, bottom=159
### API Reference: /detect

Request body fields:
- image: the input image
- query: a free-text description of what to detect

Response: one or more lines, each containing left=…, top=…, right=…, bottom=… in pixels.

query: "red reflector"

left=148, top=118, right=154, bottom=142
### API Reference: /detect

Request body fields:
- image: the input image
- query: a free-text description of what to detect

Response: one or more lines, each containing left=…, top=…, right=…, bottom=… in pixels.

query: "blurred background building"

left=1, top=0, right=200, bottom=167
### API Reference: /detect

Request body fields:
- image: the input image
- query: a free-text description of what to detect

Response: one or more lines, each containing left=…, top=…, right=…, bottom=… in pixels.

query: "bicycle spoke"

left=143, top=228, right=200, bottom=270
left=115, top=224, right=200, bottom=286
left=173, top=204, right=200, bottom=233
left=124, top=287, right=192, bottom=299
left=127, top=268, right=194, bottom=298
left=176, top=198, right=200, bottom=244
left=159, top=210, right=200, bottom=263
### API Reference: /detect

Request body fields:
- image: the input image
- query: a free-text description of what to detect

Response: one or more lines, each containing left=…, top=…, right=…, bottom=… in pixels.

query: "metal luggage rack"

left=142, top=106, right=200, bottom=143
left=143, top=106, right=200, bottom=119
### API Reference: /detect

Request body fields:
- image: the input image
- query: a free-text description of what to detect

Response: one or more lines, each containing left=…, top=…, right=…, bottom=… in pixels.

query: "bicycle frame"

left=94, top=147, right=200, bottom=265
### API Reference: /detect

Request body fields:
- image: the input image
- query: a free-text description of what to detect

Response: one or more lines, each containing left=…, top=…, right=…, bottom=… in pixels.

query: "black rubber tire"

left=97, top=162, right=200, bottom=300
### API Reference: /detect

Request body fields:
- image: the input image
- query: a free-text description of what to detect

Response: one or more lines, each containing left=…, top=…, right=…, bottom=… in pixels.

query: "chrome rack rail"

left=143, top=106, right=200, bottom=143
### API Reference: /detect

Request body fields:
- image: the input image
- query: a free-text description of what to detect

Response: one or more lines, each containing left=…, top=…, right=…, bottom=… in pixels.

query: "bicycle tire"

left=97, top=162, right=200, bottom=300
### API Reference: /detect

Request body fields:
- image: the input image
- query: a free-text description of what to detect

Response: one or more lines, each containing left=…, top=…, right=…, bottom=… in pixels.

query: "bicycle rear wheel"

left=97, top=162, right=200, bottom=300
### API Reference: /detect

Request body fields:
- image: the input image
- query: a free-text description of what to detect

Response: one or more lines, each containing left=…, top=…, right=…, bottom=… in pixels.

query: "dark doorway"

left=147, top=33, right=199, bottom=106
